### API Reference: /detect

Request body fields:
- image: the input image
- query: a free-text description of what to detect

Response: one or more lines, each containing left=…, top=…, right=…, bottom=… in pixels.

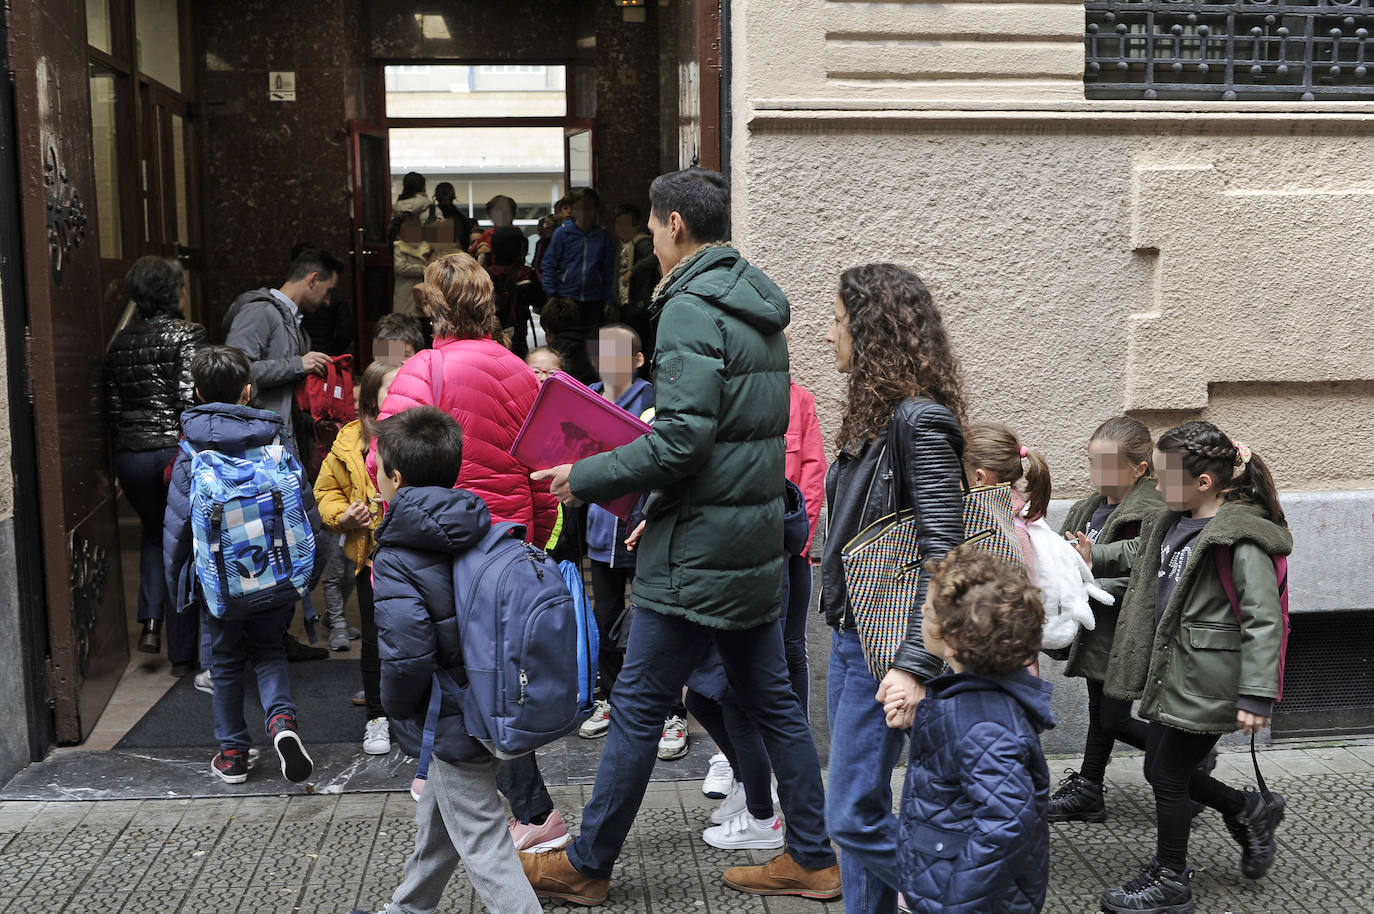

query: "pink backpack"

left=1212, top=546, right=1290, bottom=701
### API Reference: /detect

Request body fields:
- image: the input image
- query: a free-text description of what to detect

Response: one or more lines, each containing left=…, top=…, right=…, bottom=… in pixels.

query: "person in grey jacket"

left=222, top=247, right=343, bottom=449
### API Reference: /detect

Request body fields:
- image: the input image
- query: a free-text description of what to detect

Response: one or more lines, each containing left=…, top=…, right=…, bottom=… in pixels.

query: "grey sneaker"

left=329, top=626, right=351, bottom=652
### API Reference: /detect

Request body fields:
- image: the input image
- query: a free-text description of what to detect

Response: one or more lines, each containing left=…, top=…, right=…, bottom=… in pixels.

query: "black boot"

left=1047, top=770, right=1106, bottom=823
left=137, top=619, right=161, bottom=654
left=283, top=633, right=328, bottom=662
left=1224, top=790, right=1286, bottom=879
left=1100, top=857, right=1194, bottom=914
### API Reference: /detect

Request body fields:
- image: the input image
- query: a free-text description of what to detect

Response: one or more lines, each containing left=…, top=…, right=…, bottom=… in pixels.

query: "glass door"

left=141, top=84, right=203, bottom=320
left=565, top=122, right=596, bottom=189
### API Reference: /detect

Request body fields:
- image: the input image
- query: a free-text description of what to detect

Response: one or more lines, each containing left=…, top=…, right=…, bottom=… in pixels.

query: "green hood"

left=652, top=244, right=790, bottom=335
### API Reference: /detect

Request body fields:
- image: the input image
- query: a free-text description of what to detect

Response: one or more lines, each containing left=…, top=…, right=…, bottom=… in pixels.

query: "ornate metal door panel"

left=10, top=0, right=128, bottom=743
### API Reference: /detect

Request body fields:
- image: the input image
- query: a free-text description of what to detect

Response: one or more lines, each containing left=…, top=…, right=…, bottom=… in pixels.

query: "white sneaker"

left=194, top=670, right=214, bottom=694
left=363, top=717, right=391, bottom=755
left=702, top=752, right=733, bottom=798
left=710, top=780, right=749, bottom=824
left=657, top=714, right=688, bottom=760
left=578, top=700, right=611, bottom=739
left=702, top=809, right=785, bottom=850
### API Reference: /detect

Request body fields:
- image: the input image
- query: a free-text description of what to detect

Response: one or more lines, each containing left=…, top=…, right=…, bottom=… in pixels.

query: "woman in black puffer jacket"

left=104, top=256, right=207, bottom=664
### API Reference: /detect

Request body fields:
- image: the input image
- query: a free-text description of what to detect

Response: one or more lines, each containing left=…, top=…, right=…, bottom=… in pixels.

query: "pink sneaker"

left=508, top=808, right=572, bottom=853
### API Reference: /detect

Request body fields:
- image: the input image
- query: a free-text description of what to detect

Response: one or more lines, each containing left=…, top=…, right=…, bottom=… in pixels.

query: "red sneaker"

left=211, top=748, right=248, bottom=784
left=267, top=713, right=313, bottom=783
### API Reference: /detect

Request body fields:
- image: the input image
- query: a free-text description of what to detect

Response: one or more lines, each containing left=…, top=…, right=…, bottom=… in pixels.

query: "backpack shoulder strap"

left=1213, top=544, right=1241, bottom=620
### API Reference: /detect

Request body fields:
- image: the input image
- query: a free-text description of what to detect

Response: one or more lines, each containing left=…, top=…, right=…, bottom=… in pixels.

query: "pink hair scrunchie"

left=1019, top=446, right=1028, bottom=459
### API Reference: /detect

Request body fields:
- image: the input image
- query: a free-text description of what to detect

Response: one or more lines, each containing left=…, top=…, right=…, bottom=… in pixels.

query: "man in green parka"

left=527, top=168, right=840, bottom=905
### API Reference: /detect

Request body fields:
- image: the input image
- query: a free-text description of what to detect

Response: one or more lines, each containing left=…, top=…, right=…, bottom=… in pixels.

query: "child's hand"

left=337, top=501, right=372, bottom=530
left=1065, top=531, right=1093, bottom=568
left=1236, top=710, right=1269, bottom=735
left=876, top=669, right=926, bottom=730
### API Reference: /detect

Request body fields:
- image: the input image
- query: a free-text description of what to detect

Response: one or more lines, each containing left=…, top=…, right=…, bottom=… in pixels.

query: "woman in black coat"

left=104, top=256, right=207, bottom=666
left=820, top=263, right=968, bottom=914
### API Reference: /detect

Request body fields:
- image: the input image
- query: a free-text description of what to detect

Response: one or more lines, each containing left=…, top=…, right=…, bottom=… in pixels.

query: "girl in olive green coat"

left=1087, top=421, right=1291, bottom=914
left=1048, top=417, right=1164, bottom=824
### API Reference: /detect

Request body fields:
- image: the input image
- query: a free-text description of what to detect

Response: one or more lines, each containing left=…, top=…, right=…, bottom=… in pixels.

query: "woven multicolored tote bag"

left=843, top=507, right=923, bottom=680
left=843, top=480, right=1026, bottom=680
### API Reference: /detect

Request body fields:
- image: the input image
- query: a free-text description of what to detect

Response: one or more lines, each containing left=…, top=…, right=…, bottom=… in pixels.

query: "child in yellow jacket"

left=314, top=360, right=397, bottom=756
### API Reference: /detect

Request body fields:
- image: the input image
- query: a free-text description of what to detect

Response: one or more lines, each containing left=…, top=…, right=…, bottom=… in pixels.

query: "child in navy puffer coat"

left=367, top=405, right=542, bottom=914
left=896, top=547, right=1055, bottom=914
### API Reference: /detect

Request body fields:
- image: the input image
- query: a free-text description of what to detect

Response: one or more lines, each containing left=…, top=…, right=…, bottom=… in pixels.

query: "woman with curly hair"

left=821, top=263, right=968, bottom=914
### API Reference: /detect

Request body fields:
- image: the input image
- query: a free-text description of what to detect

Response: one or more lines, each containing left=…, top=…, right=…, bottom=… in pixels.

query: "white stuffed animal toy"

left=1023, top=518, right=1111, bottom=650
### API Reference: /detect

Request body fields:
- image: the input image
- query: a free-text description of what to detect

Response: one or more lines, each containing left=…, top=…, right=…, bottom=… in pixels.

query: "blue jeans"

left=113, top=447, right=177, bottom=623
left=826, top=628, right=908, bottom=914
left=567, top=607, right=836, bottom=879
left=207, top=603, right=296, bottom=751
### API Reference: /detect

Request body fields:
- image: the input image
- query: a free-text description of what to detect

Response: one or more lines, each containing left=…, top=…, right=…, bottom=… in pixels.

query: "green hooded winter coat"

left=569, top=244, right=791, bottom=630
left=1095, top=502, right=1292, bottom=734
left=1058, top=479, right=1165, bottom=681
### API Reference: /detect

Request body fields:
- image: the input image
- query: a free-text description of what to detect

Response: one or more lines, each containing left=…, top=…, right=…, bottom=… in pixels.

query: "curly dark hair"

left=926, top=547, right=1044, bottom=676
left=1155, top=420, right=1287, bottom=527
left=836, top=264, right=967, bottom=449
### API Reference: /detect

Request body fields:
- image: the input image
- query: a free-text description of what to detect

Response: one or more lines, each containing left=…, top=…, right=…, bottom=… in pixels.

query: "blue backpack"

left=182, top=440, right=316, bottom=618
left=445, top=522, right=594, bottom=759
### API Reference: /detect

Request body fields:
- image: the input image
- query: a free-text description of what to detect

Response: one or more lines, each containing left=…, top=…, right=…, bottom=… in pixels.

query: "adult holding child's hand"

left=820, top=263, right=968, bottom=914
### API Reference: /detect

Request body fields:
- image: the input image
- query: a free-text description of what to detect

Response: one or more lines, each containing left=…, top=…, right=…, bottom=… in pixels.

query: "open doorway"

left=351, top=63, right=595, bottom=362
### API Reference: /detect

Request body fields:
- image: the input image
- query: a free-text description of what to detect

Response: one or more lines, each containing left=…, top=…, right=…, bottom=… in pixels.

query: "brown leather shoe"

left=519, top=848, right=609, bottom=906
left=723, top=850, right=842, bottom=900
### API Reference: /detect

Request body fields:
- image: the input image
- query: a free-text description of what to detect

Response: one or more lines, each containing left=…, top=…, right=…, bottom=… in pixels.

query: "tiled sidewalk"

left=1, top=745, right=1372, bottom=913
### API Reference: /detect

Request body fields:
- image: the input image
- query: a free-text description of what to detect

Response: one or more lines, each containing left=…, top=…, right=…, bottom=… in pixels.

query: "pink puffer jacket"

left=373, top=336, right=557, bottom=546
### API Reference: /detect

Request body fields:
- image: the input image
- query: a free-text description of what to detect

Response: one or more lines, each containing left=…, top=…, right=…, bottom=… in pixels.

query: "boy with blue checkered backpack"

left=163, top=345, right=322, bottom=785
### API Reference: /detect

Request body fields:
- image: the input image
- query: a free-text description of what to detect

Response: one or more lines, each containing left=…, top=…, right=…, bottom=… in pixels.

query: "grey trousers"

left=320, top=533, right=354, bottom=630
left=388, top=755, right=542, bottom=914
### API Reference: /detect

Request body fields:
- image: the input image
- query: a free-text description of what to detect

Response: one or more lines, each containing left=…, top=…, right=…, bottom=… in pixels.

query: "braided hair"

left=1155, top=421, right=1286, bottom=528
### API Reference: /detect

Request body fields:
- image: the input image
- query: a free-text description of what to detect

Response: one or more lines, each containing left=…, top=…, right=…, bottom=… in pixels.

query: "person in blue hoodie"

left=896, top=547, right=1055, bottom=914
left=162, top=346, right=322, bottom=786
left=540, top=187, right=617, bottom=384
left=578, top=325, right=659, bottom=740
left=361, top=405, right=542, bottom=914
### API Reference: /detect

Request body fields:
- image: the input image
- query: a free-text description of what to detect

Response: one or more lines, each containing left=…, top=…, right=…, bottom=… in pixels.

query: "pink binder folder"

left=510, top=371, right=653, bottom=520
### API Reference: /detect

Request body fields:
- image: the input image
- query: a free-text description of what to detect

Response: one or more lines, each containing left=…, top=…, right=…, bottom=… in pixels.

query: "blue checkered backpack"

left=181, top=440, right=316, bottom=618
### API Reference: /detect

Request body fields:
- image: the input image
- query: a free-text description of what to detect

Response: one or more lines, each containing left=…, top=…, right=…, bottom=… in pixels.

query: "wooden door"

left=350, top=121, right=392, bottom=364
left=142, top=85, right=204, bottom=321
left=676, top=0, right=723, bottom=171
left=9, top=0, right=129, bottom=743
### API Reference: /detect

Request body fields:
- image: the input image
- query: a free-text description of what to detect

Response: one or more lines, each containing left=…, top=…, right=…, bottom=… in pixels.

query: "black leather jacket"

left=821, top=398, right=965, bottom=681
left=104, top=315, right=208, bottom=452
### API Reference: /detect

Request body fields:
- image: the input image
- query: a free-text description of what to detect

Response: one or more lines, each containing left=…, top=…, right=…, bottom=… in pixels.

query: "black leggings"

left=1144, top=723, right=1245, bottom=872
left=1081, top=678, right=1150, bottom=783
left=356, top=570, right=383, bottom=719
left=684, top=689, right=774, bottom=819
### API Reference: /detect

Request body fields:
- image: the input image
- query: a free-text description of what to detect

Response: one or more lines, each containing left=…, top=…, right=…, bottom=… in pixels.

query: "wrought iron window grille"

left=1085, top=1, right=1374, bottom=100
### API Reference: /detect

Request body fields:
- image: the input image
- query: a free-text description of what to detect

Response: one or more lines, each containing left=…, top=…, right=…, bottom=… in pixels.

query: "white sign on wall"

left=269, top=71, right=296, bottom=102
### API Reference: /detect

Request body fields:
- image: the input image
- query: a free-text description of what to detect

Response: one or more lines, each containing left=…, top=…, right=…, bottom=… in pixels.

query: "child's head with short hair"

left=526, top=346, right=562, bottom=384
left=375, top=406, right=463, bottom=502
left=963, top=423, right=1051, bottom=523
left=191, top=346, right=253, bottom=405
left=373, top=313, right=427, bottom=366
left=595, top=324, right=644, bottom=391
left=922, top=548, right=1044, bottom=676
left=357, top=360, right=401, bottom=441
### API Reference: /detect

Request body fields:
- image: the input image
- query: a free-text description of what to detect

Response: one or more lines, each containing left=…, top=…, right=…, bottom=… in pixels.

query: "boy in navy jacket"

left=540, top=187, right=616, bottom=383
left=895, top=547, right=1055, bottom=914
left=162, top=346, right=319, bottom=786
left=363, top=405, right=542, bottom=914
